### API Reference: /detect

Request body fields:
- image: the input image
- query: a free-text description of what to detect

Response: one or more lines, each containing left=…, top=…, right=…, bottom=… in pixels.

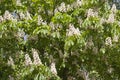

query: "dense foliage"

left=0, top=0, right=120, bottom=80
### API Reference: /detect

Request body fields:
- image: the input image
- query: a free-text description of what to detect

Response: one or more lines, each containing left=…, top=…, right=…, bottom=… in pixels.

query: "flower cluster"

left=87, top=9, right=98, bottom=18
left=50, top=62, right=57, bottom=75
left=111, top=4, right=117, bottom=13
left=9, top=75, right=14, bottom=80
left=78, top=17, right=83, bottom=26
left=7, top=56, right=14, bottom=66
left=16, top=0, right=22, bottom=6
left=49, top=22, right=55, bottom=30
left=107, top=13, right=115, bottom=23
left=107, top=4, right=117, bottom=23
left=0, top=10, right=33, bottom=23
left=19, top=12, right=25, bottom=20
left=58, top=2, right=66, bottom=12
left=105, top=37, right=112, bottom=46
left=108, top=67, right=114, bottom=74
left=105, top=35, right=118, bottom=46
left=25, top=54, right=32, bottom=66
left=56, top=0, right=82, bottom=13
left=49, top=22, right=62, bottom=31
left=66, top=24, right=80, bottom=36
left=100, top=18, right=106, bottom=24
left=66, top=4, right=73, bottom=12
left=38, top=15, right=43, bottom=25
left=17, top=29, right=25, bottom=38
left=67, top=76, right=74, bottom=80
left=37, top=15, right=47, bottom=25
left=26, top=11, right=32, bottom=20
left=3, top=10, right=13, bottom=21
left=92, top=46, right=98, bottom=55
left=24, top=49, right=42, bottom=66
left=0, top=16, right=4, bottom=23
left=86, top=36, right=94, bottom=49
left=113, top=35, right=119, bottom=42
left=32, top=48, right=42, bottom=65
left=72, top=0, right=82, bottom=8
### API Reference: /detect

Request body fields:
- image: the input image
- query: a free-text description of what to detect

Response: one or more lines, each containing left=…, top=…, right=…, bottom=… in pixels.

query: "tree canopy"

left=0, top=0, right=120, bottom=80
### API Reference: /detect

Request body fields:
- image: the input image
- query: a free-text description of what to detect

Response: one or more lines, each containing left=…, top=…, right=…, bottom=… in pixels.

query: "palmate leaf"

left=0, top=0, right=120, bottom=80
left=33, top=25, right=51, bottom=35
left=52, top=12, right=73, bottom=24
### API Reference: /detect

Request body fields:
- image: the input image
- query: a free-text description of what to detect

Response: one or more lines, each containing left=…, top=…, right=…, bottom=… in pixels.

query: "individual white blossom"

left=107, top=13, right=115, bottom=23
left=118, top=21, right=120, bottom=25
left=87, top=9, right=94, bottom=18
left=100, top=18, right=106, bottom=24
left=111, top=4, right=117, bottom=13
left=92, top=47, right=98, bottom=54
left=55, top=23, right=62, bottom=29
left=3, top=10, right=13, bottom=20
left=66, top=4, right=73, bottom=11
left=17, top=29, right=25, bottom=38
left=76, top=69, right=82, bottom=77
left=54, top=8, right=59, bottom=14
left=49, top=23, right=62, bottom=30
left=76, top=0, right=82, bottom=7
left=79, top=69, right=90, bottom=80
left=72, top=0, right=82, bottom=8
left=38, top=7, right=42, bottom=13
left=0, top=16, right=4, bottom=23
left=78, top=18, right=83, bottom=26
left=16, top=0, right=22, bottom=6
left=25, top=54, right=32, bottom=66
left=108, top=67, right=114, bottom=74
left=9, top=75, right=14, bottom=80
left=87, top=9, right=98, bottom=18
left=38, top=15, right=43, bottom=25
left=19, top=12, right=25, bottom=20
left=58, top=2, right=66, bottom=12
left=49, top=22, right=55, bottom=30
left=105, top=37, right=112, bottom=46
left=50, top=62, right=57, bottom=75
left=66, top=24, right=80, bottom=36
left=42, top=21, right=47, bottom=25
left=113, top=35, right=119, bottom=42
left=48, top=10, right=53, bottom=16
left=32, top=48, right=42, bottom=65
left=7, top=56, right=14, bottom=66
left=67, top=76, right=73, bottom=80
left=86, top=36, right=94, bottom=49
left=26, top=11, right=32, bottom=20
